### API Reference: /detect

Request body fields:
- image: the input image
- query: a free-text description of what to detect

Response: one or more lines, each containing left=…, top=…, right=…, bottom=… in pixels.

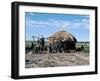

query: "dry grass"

left=25, top=52, right=89, bottom=68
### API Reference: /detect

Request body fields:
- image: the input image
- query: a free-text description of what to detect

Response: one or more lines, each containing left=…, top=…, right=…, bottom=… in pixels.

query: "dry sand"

left=25, top=52, right=89, bottom=68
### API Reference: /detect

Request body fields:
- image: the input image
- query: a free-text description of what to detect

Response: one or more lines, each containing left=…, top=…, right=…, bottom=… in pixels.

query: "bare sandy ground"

left=25, top=52, right=89, bottom=68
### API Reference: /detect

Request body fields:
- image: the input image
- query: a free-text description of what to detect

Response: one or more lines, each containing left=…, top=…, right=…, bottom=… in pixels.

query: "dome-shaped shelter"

left=48, top=31, right=77, bottom=44
left=48, top=31, right=77, bottom=52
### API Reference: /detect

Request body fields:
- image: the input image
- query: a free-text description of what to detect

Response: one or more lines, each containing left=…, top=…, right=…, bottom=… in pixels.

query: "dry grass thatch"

left=48, top=31, right=77, bottom=44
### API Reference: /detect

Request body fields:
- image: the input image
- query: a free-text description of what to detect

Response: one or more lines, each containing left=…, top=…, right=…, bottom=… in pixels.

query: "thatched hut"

left=48, top=31, right=77, bottom=52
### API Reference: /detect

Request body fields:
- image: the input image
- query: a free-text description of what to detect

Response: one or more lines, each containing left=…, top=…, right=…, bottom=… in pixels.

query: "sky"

left=25, top=12, right=90, bottom=42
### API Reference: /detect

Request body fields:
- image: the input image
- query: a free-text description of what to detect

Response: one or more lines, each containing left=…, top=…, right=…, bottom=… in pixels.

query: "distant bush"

left=75, top=43, right=89, bottom=53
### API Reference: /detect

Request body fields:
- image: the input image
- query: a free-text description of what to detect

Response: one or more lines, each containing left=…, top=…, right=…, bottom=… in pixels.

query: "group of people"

left=26, top=37, right=77, bottom=54
left=26, top=37, right=47, bottom=53
left=49, top=39, right=76, bottom=53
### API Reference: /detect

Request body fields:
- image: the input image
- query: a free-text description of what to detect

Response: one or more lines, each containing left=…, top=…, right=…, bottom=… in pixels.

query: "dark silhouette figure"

left=25, top=42, right=34, bottom=53
left=49, top=44, right=52, bottom=53
left=39, top=37, right=45, bottom=51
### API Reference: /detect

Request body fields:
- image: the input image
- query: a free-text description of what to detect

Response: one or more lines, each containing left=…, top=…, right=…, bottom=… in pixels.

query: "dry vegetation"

left=25, top=52, right=89, bottom=68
